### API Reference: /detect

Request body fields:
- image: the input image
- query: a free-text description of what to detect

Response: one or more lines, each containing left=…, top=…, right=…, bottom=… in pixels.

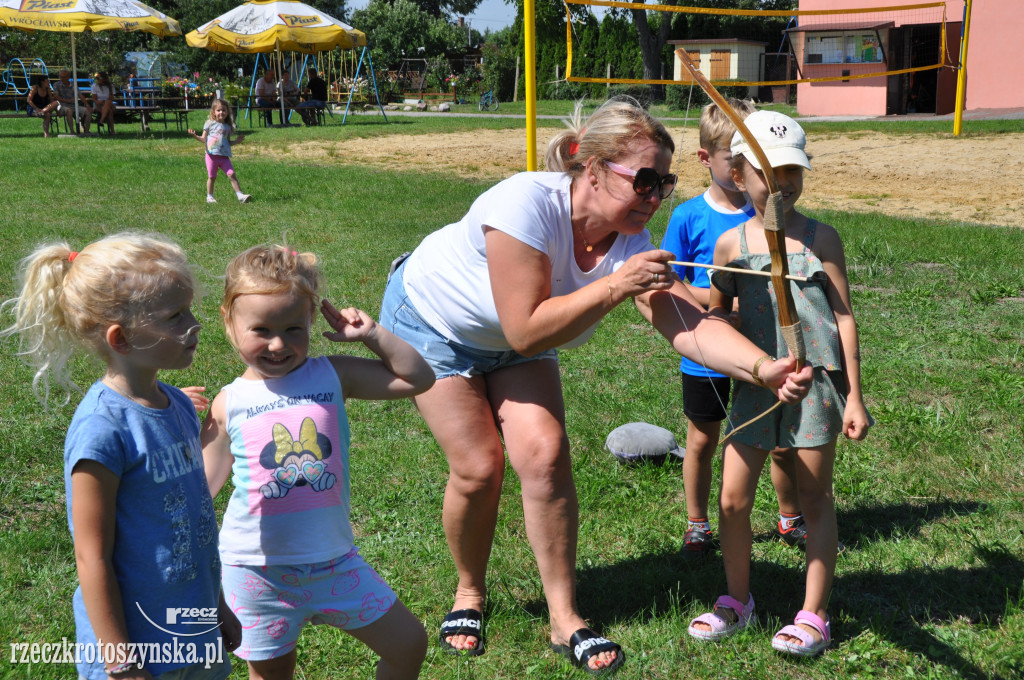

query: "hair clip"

left=68, top=251, right=79, bottom=262
left=569, top=141, right=579, bottom=155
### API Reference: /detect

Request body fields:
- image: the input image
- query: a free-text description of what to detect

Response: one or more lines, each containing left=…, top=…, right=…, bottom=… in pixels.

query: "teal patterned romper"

left=714, top=220, right=846, bottom=449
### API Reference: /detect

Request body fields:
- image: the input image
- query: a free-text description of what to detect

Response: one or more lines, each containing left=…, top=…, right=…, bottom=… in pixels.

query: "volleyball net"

left=564, top=1, right=955, bottom=89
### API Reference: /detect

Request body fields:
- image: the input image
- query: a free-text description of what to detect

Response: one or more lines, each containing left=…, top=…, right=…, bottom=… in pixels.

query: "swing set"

left=242, top=45, right=387, bottom=126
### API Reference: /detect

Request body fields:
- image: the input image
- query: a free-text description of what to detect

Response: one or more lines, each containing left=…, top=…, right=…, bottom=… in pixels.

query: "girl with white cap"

left=687, top=110, right=871, bottom=657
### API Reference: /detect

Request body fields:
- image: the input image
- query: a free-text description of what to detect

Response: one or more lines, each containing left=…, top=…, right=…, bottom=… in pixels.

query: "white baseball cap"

left=731, top=110, right=811, bottom=171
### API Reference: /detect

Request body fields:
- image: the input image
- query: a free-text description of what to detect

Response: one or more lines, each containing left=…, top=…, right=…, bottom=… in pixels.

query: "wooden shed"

left=669, top=38, right=767, bottom=98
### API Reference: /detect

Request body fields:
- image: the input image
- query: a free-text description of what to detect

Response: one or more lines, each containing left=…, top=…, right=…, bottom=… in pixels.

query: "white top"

left=92, top=84, right=112, bottom=102
left=219, top=357, right=354, bottom=566
left=254, top=77, right=276, bottom=98
left=403, top=171, right=654, bottom=351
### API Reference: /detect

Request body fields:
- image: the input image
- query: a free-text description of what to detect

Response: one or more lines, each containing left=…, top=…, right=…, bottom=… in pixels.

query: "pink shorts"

left=222, top=548, right=397, bottom=661
left=205, top=153, right=235, bottom=178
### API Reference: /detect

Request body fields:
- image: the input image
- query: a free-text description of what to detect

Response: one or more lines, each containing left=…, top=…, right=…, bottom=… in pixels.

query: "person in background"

left=297, top=68, right=328, bottom=126
left=91, top=72, right=116, bottom=135
left=53, top=69, right=93, bottom=135
left=26, top=74, right=59, bottom=137
left=278, top=70, right=300, bottom=125
left=254, top=68, right=278, bottom=125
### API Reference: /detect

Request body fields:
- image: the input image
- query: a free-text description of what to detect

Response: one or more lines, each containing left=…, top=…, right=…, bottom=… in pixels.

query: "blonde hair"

left=699, top=98, right=756, bottom=154
left=207, top=98, right=236, bottom=130
left=546, top=97, right=674, bottom=179
left=0, top=233, right=195, bottom=405
left=221, top=245, right=321, bottom=333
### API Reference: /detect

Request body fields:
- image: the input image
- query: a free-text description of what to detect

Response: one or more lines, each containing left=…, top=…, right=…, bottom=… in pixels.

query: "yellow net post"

left=953, top=0, right=972, bottom=136
left=525, top=0, right=537, bottom=171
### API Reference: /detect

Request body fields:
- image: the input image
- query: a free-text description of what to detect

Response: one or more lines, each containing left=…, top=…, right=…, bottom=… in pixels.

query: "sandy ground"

left=282, top=126, right=1024, bottom=228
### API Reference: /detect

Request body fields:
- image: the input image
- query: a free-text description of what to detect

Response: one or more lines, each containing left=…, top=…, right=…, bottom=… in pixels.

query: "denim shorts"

left=380, top=259, right=556, bottom=380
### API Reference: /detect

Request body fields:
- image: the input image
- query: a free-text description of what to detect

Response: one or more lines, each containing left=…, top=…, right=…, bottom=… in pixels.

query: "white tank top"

left=219, top=356, right=354, bottom=565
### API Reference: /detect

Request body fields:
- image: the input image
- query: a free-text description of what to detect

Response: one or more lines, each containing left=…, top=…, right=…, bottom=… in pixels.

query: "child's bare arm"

left=200, top=392, right=233, bottom=497
left=322, top=300, right=435, bottom=400
left=71, top=462, right=156, bottom=679
left=816, top=223, right=871, bottom=440
left=186, top=128, right=207, bottom=143
left=708, top=229, right=739, bottom=318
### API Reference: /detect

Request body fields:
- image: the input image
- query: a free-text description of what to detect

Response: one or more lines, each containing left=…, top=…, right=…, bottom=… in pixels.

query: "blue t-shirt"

left=64, top=382, right=222, bottom=679
left=661, top=190, right=754, bottom=377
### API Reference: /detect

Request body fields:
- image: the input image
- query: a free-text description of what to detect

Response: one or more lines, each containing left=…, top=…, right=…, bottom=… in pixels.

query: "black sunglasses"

left=604, top=160, right=677, bottom=200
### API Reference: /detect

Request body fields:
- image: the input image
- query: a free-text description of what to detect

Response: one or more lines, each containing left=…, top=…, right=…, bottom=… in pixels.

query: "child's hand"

left=181, top=386, right=210, bottom=413
left=218, top=597, right=242, bottom=655
left=759, top=353, right=813, bottom=404
left=320, top=299, right=377, bottom=342
left=842, top=401, right=872, bottom=440
left=187, top=128, right=196, bottom=136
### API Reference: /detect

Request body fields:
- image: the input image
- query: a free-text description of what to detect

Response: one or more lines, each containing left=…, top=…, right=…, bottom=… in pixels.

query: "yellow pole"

left=953, top=0, right=972, bottom=136
left=524, top=0, right=537, bottom=170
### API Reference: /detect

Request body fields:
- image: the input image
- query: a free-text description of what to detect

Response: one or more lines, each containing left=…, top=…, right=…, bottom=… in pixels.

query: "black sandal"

left=551, top=628, right=625, bottom=675
left=439, top=608, right=485, bottom=656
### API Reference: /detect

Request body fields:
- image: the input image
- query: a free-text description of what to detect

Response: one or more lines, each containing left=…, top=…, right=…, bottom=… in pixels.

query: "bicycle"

left=478, top=89, right=498, bottom=112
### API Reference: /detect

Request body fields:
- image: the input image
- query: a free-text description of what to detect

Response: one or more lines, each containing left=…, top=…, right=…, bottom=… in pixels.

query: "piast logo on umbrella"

left=20, top=0, right=76, bottom=10
left=280, top=13, right=320, bottom=26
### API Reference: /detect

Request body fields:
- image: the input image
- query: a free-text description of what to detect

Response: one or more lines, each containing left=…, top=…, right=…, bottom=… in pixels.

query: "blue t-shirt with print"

left=661, top=190, right=755, bottom=377
left=65, top=382, right=223, bottom=679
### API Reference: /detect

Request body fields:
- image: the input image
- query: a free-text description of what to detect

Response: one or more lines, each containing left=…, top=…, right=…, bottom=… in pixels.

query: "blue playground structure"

left=1, top=58, right=54, bottom=111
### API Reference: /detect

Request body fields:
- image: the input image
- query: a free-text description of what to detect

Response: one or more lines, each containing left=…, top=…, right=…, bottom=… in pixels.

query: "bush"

left=607, top=84, right=656, bottom=109
left=665, top=83, right=753, bottom=111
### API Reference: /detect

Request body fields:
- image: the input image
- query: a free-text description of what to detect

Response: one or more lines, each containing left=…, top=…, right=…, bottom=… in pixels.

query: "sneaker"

left=206, top=196, right=217, bottom=203
left=682, top=528, right=717, bottom=559
left=777, top=517, right=846, bottom=554
left=238, top=194, right=251, bottom=203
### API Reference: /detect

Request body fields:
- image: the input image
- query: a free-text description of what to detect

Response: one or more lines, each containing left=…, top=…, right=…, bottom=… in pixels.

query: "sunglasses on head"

left=604, top=160, right=677, bottom=200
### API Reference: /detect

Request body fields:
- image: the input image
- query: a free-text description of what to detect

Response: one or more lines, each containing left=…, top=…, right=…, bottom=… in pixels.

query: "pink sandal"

left=771, top=610, right=831, bottom=657
left=687, top=594, right=756, bottom=641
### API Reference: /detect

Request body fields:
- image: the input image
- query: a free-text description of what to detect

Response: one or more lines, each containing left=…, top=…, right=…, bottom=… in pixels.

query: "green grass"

left=1, top=111, right=1022, bottom=680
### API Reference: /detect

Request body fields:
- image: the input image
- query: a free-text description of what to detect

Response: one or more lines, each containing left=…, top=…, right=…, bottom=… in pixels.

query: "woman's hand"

left=321, top=299, right=377, bottom=343
left=609, top=250, right=676, bottom=302
left=757, top=353, right=813, bottom=404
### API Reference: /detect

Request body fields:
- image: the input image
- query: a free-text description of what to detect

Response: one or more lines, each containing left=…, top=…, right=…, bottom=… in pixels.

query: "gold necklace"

left=574, top=223, right=594, bottom=253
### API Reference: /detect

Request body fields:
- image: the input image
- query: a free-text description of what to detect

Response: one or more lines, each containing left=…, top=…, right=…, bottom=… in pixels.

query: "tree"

left=407, top=0, right=482, bottom=20
left=351, top=0, right=465, bottom=73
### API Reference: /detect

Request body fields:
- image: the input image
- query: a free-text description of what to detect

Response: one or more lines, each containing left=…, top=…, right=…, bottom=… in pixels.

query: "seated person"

left=91, top=71, right=116, bottom=135
left=278, top=70, right=300, bottom=124
left=296, top=68, right=328, bottom=126
left=254, top=68, right=277, bottom=124
left=53, top=69, right=93, bottom=134
left=26, top=75, right=59, bottom=138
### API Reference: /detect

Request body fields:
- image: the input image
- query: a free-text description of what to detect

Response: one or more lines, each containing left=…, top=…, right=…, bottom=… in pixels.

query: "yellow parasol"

left=186, top=0, right=367, bottom=125
left=0, top=0, right=181, bottom=130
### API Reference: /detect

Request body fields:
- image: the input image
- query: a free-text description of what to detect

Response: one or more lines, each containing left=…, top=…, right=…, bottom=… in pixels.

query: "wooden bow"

left=677, top=59, right=805, bottom=441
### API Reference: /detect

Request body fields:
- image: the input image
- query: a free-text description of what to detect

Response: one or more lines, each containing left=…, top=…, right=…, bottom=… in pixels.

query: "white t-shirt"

left=403, top=171, right=654, bottom=351
left=255, top=77, right=276, bottom=98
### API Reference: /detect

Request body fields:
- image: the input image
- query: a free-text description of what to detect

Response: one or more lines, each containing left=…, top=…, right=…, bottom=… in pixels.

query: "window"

left=805, top=32, right=884, bottom=65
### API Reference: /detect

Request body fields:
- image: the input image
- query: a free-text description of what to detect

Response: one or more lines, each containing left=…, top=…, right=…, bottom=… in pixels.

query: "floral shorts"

left=725, top=368, right=846, bottom=450
left=222, top=548, right=396, bottom=661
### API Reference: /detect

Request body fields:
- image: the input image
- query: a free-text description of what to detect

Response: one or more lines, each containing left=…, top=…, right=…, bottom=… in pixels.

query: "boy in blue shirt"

left=663, top=100, right=812, bottom=556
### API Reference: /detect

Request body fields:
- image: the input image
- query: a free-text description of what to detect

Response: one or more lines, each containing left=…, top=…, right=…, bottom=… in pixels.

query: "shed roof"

left=668, top=38, right=767, bottom=46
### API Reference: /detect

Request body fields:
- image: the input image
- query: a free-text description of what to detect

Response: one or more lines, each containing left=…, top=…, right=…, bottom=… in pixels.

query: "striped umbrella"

left=186, top=0, right=367, bottom=124
left=0, top=0, right=181, bottom=128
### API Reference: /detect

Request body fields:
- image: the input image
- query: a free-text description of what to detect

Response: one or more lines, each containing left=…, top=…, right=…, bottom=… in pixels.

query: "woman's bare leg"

left=412, top=374, right=505, bottom=652
left=489, top=359, right=618, bottom=671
